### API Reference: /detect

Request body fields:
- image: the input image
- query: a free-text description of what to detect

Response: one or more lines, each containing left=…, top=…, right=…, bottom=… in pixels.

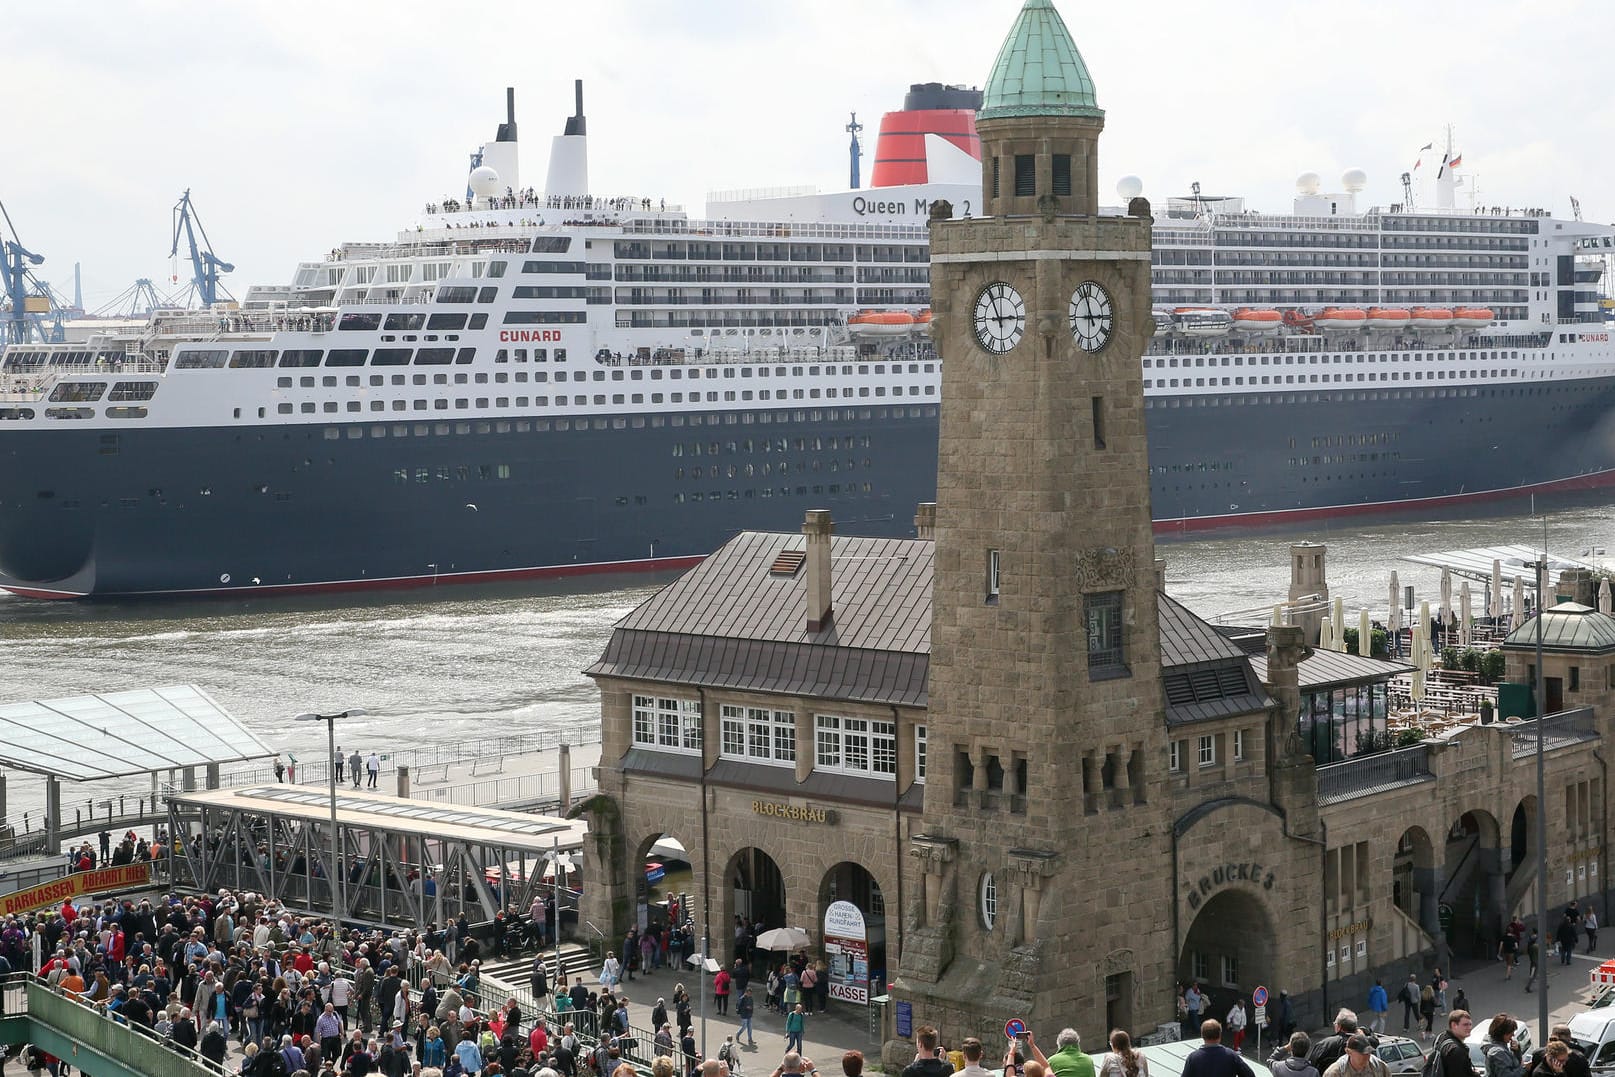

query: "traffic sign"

left=1254, top=1004, right=1267, bottom=1024
left=1006, top=1019, right=1027, bottom=1039
left=1252, top=986, right=1269, bottom=1006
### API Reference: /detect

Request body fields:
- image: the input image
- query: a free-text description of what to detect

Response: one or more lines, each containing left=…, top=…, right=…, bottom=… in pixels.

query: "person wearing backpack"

left=1432, top=1012, right=1477, bottom=1077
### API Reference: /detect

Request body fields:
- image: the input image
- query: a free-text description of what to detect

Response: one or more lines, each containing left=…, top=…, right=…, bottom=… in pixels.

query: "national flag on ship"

left=1413, top=142, right=1434, bottom=170
left=1447, top=153, right=1462, bottom=169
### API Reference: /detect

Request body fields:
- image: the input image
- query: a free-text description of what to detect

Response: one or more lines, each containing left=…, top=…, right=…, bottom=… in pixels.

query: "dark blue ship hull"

left=3, top=375, right=1615, bottom=598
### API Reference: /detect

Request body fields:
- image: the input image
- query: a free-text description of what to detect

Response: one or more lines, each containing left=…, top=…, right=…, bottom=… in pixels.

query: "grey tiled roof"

left=1158, top=595, right=1250, bottom=669
left=1248, top=649, right=1414, bottom=690
left=613, top=531, right=933, bottom=652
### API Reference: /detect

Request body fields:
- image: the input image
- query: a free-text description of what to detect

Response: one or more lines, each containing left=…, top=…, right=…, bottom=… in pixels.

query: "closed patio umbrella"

left=1439, top=567, right=1453, bottom=644
left=1332, top=596, right=1346, bottom=652
left=1358, top=608, right=1372, bottom=657
left=1512, top=576, right=1526, bottom=629
left=1490, top=559, right=1503, bottom=620
left=1602, top=579, right=1613, bottom=615
left=1459, top=581, right=1472, bottom=646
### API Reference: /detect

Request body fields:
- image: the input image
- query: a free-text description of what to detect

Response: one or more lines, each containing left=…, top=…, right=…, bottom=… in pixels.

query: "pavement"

left=1361, top=944, right=1608, bottom=1047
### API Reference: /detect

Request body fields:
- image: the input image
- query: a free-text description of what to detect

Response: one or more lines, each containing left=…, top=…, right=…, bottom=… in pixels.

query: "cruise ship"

left=1, top=83, right=1613, bottom=598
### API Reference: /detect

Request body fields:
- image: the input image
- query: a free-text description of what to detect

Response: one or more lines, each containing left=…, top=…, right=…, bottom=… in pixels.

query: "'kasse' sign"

left=0, top=864, right=152, bottom=916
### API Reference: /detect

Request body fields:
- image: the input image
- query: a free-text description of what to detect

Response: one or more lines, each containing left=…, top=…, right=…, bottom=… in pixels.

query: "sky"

left=7, top=0, right=1614, bottom=312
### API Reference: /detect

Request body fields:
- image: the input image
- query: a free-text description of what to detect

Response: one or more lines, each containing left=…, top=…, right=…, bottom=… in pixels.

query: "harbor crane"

left=1, top=200, right=65, bottom=344
left=169, top=189, right=234, bottom=308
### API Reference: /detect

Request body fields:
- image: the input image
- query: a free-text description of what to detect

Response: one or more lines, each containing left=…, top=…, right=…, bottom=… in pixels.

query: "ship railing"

left=424, top=193, right=685, bottom=215
left=619, top=217, right=931, bottom=242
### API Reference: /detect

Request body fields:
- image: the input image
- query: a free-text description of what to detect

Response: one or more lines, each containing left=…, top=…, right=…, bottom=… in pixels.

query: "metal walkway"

left=0, top=977, right=218, bottom=1077
left=167, top=784, right=587, bottom=927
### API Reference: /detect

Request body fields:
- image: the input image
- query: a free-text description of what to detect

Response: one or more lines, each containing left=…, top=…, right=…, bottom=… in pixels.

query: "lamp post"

left=1529, top=540, right=1549, bottom=1038
left=294, top=709, right=367, bottom=924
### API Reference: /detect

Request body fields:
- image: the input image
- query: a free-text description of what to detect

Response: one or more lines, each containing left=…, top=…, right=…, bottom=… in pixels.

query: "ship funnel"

left=477, top=87, right=521, bottom=195
left=496, top=87, right=518, bottom=142
left=545, top=79, right=590, bottom=199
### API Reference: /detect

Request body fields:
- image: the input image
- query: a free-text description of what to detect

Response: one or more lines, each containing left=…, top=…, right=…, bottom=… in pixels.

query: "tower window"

left=1086, top=591, right=1128, bottom=678
left=1092, top=397, right=1106, bottom=450
left=1014, top=155, right=1036, bottom=197
left=1053, top=154, right=1072, bottom=196
left=992, top=158, right=1001, bottom=199
left=986, top=549, right=1001, bottom=604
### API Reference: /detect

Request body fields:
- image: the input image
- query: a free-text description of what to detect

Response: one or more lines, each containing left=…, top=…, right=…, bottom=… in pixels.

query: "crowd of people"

left=17, top=886, right=574, bottom=1077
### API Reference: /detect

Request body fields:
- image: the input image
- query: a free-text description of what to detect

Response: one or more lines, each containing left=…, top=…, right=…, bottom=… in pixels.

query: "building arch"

left=818, top=860, right=892, bottom=1002
left=720, top=845, right=791, bottom=960
left=1393, top=825, right=1435, bottom=920
left=629, top=828, right=701, bottom=942
left=1510, top=796, right=1537, bottom=874
left=1441, top=807, right=1505, bottom=959
left=1179, top=888, right=1275, bottom=1029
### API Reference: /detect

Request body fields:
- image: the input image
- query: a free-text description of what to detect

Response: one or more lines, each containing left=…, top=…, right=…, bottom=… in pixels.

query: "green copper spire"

left=978, top=0, right=1102, bottom=121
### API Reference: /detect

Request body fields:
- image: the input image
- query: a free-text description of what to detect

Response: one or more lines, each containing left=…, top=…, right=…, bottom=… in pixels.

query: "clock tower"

left=894, top=0, right=1174, bottom=1043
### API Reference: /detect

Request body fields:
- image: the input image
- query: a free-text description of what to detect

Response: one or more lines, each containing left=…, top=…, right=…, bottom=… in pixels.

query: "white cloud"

left=8, top=0, right=1613, bottom=308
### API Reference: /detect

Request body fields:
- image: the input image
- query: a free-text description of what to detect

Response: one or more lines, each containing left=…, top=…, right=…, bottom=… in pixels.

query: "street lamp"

left=294, top=709, right=368, bottom=923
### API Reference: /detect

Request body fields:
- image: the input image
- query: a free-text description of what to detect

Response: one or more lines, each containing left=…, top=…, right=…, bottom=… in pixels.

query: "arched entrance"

left=1393, top=826, right=1435, bottom=921
left=729, top=847, right=788, bottom=943
left=1511, top=797, right=1536, bottom=872
left=1441, top=809, right=1503, bottom=959
left=1179, top=889, right=1275, bottom=1030
left=819, top=862, right=888, bottom=1004
left=633, top=831, right=695, bottom=931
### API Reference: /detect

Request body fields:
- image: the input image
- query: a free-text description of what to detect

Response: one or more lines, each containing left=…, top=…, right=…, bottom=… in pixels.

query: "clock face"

left=1069, top=280, right=1115, bottom=353
left=972, top=282, right=1026, bottom=354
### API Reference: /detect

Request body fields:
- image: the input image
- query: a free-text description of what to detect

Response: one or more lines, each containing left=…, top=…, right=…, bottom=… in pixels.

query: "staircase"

left=1438, top=834, right=1481, bottom=905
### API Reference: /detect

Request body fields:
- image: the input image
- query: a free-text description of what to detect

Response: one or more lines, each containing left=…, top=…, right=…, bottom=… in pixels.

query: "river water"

left=2, top=495, right=1614, bottom=814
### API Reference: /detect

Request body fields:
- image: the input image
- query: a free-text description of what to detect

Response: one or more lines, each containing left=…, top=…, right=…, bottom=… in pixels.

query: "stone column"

left=1009, top=850, right=1058, bottom=944
left=397, top=764, right=411, bottom=798
left=205, top=763, right=221, bottom=790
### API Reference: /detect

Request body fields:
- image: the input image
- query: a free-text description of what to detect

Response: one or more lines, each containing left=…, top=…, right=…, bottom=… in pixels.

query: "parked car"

left=1466, top=1018, right=1534, bottom=1076
left=1568, top=1009, right=1615, bottom=1068
left=1374, top=1036, right=1428, bottom=1075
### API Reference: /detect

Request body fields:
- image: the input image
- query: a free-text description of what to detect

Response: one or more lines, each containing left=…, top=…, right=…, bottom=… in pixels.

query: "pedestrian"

left=1227, top=1000, right=1249, bottom=1054
left=714, top=963, right=731, bottom=1016
left=1499, top=932, right=1519, bottom=980
left=275, top=758, right=286, bottom=783
left=1525, top=931, right=1541, bottom=990
left=287, top=755, right=296, bottom=783
left=1481, top=1015, right=1524, bottom=1077
left=1587, top=907, right=1600, bottom=954
left=785, top=1003, right=806, bottom=1054
left=367, top=751, right=381, bottom=789
left=1101, top=1030, right=1150, bottom=1077
left=334, top=747, right=345, bottom=784
left=1431, top=969, right=1448, bottom=1014
left=1556, top=916, right=1579, bottom=966
left=737, top=987, right=754, bottom=1048
left=1322, top=1034, right=1389, bottom=1077
left=1399, top=975, right=1421, bottom=1030
left=1268, top=1033, right=1318, bottom=1077
left=349, top=749, right=363, bottom=787
left=1366, top=981, right=1388, bottom=1035
left=1419, top=984, right=1435, bottom=1037
left=1183, top=1020, right=1255, bottom=1077
left=798, top=962, right=817, bottom=1015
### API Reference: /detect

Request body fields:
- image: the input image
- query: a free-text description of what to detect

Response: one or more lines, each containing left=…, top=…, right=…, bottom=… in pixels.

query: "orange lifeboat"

left=914, top=309, right=932, bottom=325
left=1232, top=308, right=1282, bottom=334
left=1282, top=309, right=1316, bottom=332
left=1314, top=307, right=1368, bottom=331
left=1410, top=307, right=1454, bottom=330
left=848, top=310, right=917, bottom=337
left=1368, top=307, right=1411, bottom=330
left=1452, top=306, right=1495, bottom=329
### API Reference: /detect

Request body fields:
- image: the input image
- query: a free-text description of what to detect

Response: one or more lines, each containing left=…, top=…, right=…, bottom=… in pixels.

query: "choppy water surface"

left=0, top=496, right=1613, bottom=804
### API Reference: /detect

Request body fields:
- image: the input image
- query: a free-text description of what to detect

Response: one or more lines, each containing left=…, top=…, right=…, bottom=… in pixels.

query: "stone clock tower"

left=894, top=0, right=1174, bottom=1043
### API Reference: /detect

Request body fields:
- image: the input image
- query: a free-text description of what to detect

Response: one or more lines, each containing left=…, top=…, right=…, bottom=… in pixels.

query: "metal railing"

left=1316, top=744, right=1434, bottom=804
left=1510, top=706, right=1597, bottom=758
left=12, top=973, right=224, bottom=1073
left=410, top=766, right=597, bottom=809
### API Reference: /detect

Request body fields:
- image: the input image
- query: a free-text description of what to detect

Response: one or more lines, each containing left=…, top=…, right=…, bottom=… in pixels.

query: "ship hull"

left=3, top=374, right=1615, bottom=598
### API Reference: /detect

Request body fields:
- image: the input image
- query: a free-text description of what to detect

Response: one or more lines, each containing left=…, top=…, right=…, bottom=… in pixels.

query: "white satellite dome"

left=1296, top=171, right=1321, bottom=195
left=468, top=165, right=502, bottom=199
left=1341, top=168, right=1368, bottom=193
left=1116, top=175, right=1144, bottom=201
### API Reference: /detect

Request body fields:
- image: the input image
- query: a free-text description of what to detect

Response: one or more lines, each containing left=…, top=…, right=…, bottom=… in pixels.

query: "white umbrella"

left=1358, top=609, right=1372, bottom=657
left=1272, top=604, right=1284, bottom=627
left=1490, top=559, right=1503, bottom=620
left=755, top=926, right=812, bottom=951
left=685, top=953, right=721, bottom=973
left=1318, top=611, right=1335, bottom=651
left=1388, top=571, right=1402, bottom=634
left=1512, top=576, right=1526, bottom=629
left=1439, top=567, right=1453, bottom=643
left=1601, top=579, right=1613, bottom=616
left=1459, top=582, right=1473, bottom=646
left=1332, top=596, right=1346, bottom=653
left=1410, top=621, right=1427, bottom=703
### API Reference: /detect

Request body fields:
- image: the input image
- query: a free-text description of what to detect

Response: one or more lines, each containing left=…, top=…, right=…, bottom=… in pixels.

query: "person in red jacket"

left=714, top=967, right=732, bottom=1016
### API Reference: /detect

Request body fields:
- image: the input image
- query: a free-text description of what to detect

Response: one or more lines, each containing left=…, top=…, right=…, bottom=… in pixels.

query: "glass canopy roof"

left=0, top=685, right=275, bottom=781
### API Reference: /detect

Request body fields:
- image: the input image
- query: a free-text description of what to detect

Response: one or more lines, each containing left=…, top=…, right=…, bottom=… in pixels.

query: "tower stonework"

left=893, top=0, right=1174, bottom=1044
